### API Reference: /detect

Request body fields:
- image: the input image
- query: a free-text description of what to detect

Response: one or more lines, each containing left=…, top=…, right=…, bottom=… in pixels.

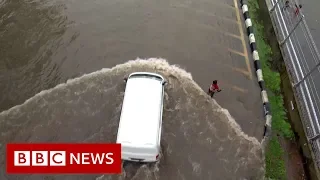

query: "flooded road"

left=0, top=59, right=264, bottom=179
left=0, top=0, right=265, bottom=179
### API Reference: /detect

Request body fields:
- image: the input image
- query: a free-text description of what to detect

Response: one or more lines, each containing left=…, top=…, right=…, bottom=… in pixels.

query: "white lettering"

left=82, top=153, right=90, bottom=164
left=69, top=152, right=115, bottom=165
left=70, top=153, right=80, bottom=164
left=91, top=153, right=104, bottom=164
left=105, top=153, right=114, bottom=164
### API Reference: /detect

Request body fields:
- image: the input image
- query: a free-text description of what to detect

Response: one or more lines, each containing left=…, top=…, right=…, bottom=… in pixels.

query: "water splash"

left=0, top=58, right=265, bottom=180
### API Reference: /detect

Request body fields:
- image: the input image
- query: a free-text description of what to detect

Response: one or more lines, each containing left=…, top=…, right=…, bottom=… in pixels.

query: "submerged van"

left=116, top=72, right=167, bottom=162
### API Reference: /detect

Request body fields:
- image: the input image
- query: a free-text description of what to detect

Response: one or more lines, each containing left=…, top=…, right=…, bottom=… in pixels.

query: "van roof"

left=128, top=72, right=165, bottom=81
left=117, top=72, right=164, bottom=146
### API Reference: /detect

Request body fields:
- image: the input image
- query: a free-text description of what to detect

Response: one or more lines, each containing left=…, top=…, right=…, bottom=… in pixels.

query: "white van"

left=116, top=72, right=167, bottom=162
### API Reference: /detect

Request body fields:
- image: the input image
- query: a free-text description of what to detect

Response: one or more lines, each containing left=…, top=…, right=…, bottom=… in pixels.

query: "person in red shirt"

left=208, top=80, right=221, bottom=98
left=294, top=4, right=302, bottom=16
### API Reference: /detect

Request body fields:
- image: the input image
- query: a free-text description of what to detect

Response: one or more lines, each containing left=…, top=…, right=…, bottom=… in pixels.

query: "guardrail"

left=265, top=0, right=320, bottom=169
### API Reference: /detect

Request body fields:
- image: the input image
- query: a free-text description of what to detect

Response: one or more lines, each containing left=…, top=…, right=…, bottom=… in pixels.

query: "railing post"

left=280, top=15, right=304, bottom=46
left=269, top=0, right=280, bottom=13
left=293, top=61, right=320, bottom=88
left=309, top=134, right=320, bottom=141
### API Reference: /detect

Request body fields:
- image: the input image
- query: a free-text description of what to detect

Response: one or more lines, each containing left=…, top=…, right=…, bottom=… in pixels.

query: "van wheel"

left=122, top=160, right=129, bottom=168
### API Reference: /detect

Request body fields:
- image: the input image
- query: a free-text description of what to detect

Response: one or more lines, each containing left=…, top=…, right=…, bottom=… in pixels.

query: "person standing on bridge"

left=208, top=80, right=221, bottom=98
left=294, top=4, right=302, bottom=16
left=282, top=0, right=290, bottom=11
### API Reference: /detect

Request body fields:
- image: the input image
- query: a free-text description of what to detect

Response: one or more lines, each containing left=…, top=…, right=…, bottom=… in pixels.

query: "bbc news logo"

left=14, top=151, right=114, bottom=166
left=6, top=143, right=121, bottom=174
left=14, top=151, right=67, bottom=166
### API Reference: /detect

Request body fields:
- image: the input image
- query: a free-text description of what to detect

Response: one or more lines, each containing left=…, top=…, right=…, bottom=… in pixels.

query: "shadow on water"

left=0, top=0, right=69, bottom=111
left=0, top=59, right=265, bottom=180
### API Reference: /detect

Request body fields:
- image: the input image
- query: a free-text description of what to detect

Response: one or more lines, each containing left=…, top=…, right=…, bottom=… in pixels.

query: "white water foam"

left=0, top=58, right=260, bottom=146
left=0, top=58, right=265, bottom=179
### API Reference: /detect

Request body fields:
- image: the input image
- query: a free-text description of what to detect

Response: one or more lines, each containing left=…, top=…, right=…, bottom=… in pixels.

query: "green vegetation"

left=247, top=0, right=294, bottom=179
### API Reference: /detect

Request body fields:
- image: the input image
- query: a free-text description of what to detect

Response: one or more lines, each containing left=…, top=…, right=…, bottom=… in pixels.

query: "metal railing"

left=266, top=0, right=320, bottom=168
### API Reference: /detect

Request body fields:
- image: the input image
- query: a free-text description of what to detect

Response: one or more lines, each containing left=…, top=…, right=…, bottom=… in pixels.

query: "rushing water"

left=0, top=59, right=265, bottom=180
left=1, top=0, right=265, bottom=179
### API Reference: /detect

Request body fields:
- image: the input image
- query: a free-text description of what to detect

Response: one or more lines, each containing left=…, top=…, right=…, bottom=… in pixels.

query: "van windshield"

left=129, top=74, right=162, bottom=81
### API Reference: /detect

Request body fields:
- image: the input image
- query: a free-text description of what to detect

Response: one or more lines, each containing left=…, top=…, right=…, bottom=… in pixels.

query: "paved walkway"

left=299, top=0, right=320, bottom=48
left=269, top=0, right=320, bottom=138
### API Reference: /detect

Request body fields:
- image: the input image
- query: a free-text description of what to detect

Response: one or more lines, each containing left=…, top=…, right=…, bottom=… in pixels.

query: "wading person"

left=208, top=80, right=221, bottom=98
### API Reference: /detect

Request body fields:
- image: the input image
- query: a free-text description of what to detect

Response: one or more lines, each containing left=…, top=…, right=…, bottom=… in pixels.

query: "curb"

left=240, top=0, right=272, bottom=145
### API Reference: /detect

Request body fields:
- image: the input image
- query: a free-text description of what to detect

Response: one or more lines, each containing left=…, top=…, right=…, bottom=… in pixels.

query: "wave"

left=0, top=58, right=265, bottom=180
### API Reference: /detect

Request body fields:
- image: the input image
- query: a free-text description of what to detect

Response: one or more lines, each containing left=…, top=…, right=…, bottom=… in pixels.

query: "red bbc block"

left=6, top=143, right=122, bottom=174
